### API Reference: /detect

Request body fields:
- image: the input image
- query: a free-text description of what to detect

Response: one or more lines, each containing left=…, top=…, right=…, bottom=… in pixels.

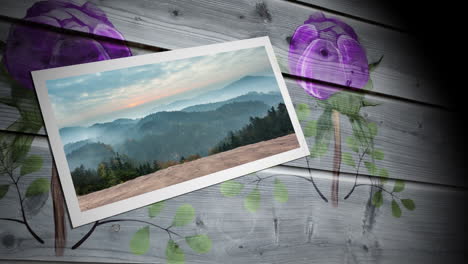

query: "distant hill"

left=182, top=91, right=282, bottom=112
left=60, top=126, right=93, bottom=145
left=60, top=118, right=139, bottom=146
left=66, top=142, right=115, bottom=171
left=123, top=101, right=272, bottom=162
left=63, top=100, right=273, bottom=169
left=151, top=75, right=279, bottom=113
left=64, top=139, right=93, bottom=155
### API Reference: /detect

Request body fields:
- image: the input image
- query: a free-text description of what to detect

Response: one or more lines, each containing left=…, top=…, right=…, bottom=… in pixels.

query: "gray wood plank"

left=294, top=0, right=405, bottom=29
left=0, top=139, right=466, bottom=263
left=284, top=80, right=465, bottom=187
left=0, top=20, right=463, bottom=187
left=0, top=0, right=447, bottom=106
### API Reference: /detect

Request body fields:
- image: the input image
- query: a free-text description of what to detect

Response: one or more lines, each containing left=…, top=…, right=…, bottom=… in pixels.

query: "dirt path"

left=78, top=134, right=300, bottom=211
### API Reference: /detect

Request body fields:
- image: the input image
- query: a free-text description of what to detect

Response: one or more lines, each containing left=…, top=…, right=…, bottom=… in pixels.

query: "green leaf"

left=310, top=109, right=333, bottom=158
left=368, top=55, right=384, bottom=72
left=378, top=168, right=389, bottom=184
left=350, top=116, right=373, bottom=148
left=363, top=79, right=374, bottom=91
left=372, top=190, right=383, bottom=207
left=295, top=103, right=310, bottom=121
left=220, top=180, right=244, bottom=197
left=148, top=201, right=164, bottom=218
left=273, top=178, right=288, bottom=203
left=129, top=226, right=150, bottom=255
left=371, top=149, right=384, bottom=160
left=393, top=180, right=405, bottom=193
left=391, top=200, right=402, bottom=218
left=0, top=184, right=9, bottom=199
left=0, top=96, right=15, bottom=107
left=166, top=240, right=185, bottom=264
left=185, top=234, right=212, bottom=253
left=11, top=135, right=34, bottom=164
left=172, top=204, right=195, bottom=227
left=342, top=152, right=356, bottom=167
left=368, top=122, right=378, bottom=138
left=401, top=199, right=416, bottom=211
left=20, top=155, right=43, bottom=176
left=362, top=99, right=380, bottom=107
left=304, top=120, right=317, bottom=137
left=0, top=65, right=44, bottom=134
left=364, top=161, right=377, bottom=176
left=327, top=91, right=363, bottom=117
left=310, top=142, right=328, bottom=158
left=25, top=178, right=50, bottom=197
left=244, top=188, right=260, bottom=213
left=345, top=136, right=359, bottom=153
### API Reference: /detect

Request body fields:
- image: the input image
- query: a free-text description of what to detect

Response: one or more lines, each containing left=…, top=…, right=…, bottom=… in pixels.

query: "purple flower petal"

left=3, top=22, right=61, bottom=89
left=297, top=39, right=346, bottom=99
left=2, top=0, right=132, bottom=90
left=337, top=35, right=369, bottom=88
left=289, top=24, right=318, bottom=75
left=49, top=38, right=111, bottom=68
left=288, top=12, right=368, bottom=99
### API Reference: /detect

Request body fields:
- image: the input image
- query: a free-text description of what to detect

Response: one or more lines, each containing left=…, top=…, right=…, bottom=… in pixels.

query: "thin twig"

left=6, top=170, right=44, bottom=244
left=71, top=219, right=182, bottom=250
left=0, top=217, right=25, bottom=224
left=305, top=156, right=328, bottom=202
left=352, top=184, right=399, bottom=199
left=343, top=147, right=368, bottom=199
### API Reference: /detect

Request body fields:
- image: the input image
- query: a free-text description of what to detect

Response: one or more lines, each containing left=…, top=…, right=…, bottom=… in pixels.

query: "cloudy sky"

left=47, top=47, right=275, bottom=128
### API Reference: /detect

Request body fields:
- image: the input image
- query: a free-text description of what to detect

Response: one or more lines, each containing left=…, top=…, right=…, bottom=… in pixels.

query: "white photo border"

left=32, top=37, right=310, bottom=227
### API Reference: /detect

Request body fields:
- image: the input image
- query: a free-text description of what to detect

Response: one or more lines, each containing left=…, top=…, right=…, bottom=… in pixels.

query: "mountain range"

left=62, top=89, right=284, bottom=171
left=149, top=75, right=279, bottom=113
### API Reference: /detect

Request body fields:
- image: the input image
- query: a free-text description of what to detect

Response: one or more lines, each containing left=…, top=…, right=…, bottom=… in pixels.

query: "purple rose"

left=288, top=12, right=369, bottom=100
left=2, top=0, right=132, bottom=90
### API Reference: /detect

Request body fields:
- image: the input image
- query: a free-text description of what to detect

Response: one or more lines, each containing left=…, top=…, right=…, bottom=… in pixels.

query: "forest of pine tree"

left=71, top=103, right=294, bottom=196
left=209, top=103, right=294, bottom=154
left=71, top=153, right=201, bottom=195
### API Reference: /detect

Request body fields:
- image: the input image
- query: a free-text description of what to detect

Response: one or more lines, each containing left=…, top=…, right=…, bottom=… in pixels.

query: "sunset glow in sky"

left=46, top=47, right=275, bottom=128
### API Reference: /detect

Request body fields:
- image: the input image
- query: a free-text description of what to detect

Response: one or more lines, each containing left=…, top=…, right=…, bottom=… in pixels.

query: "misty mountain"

left=67, top=142, right=115, bottom=171
left=64, top=139, right=93, bottom=155
left=60, top=126, right=93, bottom=146
left=64, top=100, right=273, bottom=169
left=60, top=118, right=140, bottom=146
left=151, top=75, right=279, bottom=113
left=181, top=91, right=282, bottom=112
left=123, top=101, right=272, bottom=162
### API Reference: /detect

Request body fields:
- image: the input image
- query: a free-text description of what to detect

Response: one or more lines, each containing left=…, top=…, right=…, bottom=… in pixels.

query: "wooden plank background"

left=0, top=0, right=466, bottom=263
left=0, top=0, right=450, bottom=106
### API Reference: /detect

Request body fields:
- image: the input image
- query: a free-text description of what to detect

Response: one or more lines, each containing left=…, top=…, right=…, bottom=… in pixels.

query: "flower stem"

left=331, top=109, right=341, bottom=207
left=51, top=160, right=67, bottom=256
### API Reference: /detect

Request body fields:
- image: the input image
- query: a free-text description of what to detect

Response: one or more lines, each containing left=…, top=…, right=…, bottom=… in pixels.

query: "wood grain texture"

left=0, top=139, right=466, bottom=263
left=283, top=80, right=464, bottom=187
left=0, top=0, right=448, bottom=106
left=0, top=1, right=465, bottom=262
left=0, top=19, right=462, bottom=187
left=293, top=0, right=405, bottom=29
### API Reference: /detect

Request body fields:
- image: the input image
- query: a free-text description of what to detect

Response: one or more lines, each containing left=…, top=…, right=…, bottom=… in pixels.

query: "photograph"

left=32, top=37, right=309, bottom=227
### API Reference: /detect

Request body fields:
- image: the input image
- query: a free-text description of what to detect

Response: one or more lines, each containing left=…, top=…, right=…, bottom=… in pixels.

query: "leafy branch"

left=219, top=167, right=328, bottom=213
left=72, top=202, right=212, bottom=262
left=293, top=56, right=416, bottom=217
left=0, top=54, right=49, bottom=243
left=0, top=132, right=48, bottom=243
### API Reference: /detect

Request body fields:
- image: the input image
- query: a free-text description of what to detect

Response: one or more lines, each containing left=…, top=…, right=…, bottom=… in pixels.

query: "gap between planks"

left=282, top=0, right=407, bottom=32
left=0, top=15, right=453, bottom=112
